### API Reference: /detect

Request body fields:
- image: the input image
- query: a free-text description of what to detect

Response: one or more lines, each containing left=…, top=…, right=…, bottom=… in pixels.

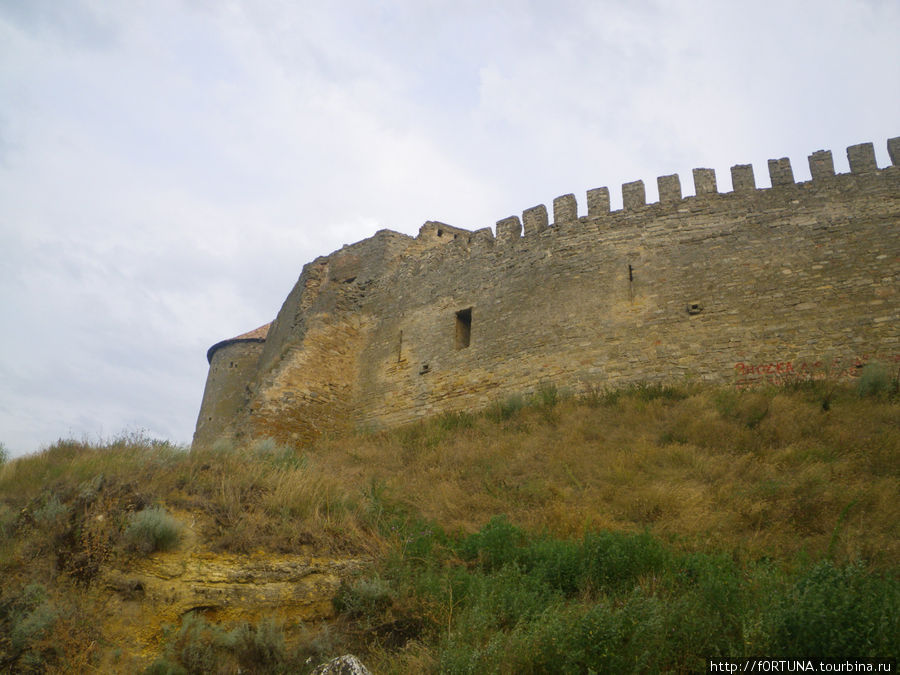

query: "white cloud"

left=0, top=0, right=897, bottom=456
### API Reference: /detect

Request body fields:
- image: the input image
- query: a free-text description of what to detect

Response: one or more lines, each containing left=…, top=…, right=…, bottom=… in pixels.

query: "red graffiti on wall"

left=733, top=354, right=899, bottom=388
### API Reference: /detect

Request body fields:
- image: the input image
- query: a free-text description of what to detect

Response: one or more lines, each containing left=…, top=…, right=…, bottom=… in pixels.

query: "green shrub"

left=457, top=516, right=525, bottom=569
left=33, top=494, right=69, bottom=525
left=457, top=520, right=672, bottom=596
left=767, top=560, right=899, bottom=658
left=124, top=506, right=181, bottom=554
left=334, top=575, right=393, bottom=620
left=580, top=530, right=669, bottom=592
left=436, top=410, right=476, bottom=431
left=582, top=381, right=688, bottom=408
left=1, top=583, right=60, bottom=671
left=150, top=614, right=292, bottom=674
left=532, top=381, right=560, bottom=408
left=0, top=503, right=15, bottom=538
left=0, top=442, right=8, bottom=465
left=521, top=537, right=584, bottom=596
left=251, top=438, right=304, bottom=469
left=856, top=362, right=896, bottom=398
left=161, top=613, right=236, bottom=673
left=231, top=619, right=287, bottom=671
left=143, top=658, right=187, bottom=675
left=485, top=394, right=526, bottom=422
left=629, top=381, right=689, bottom=403
left=450, top=564, right=563, bottom=637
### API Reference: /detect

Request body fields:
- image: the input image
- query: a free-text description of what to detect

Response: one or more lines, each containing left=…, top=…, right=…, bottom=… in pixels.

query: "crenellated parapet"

left=480, top=137, right=899, bottom=241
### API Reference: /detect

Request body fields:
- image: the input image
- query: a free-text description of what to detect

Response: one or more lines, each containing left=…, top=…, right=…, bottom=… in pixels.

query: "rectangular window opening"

left=455, top=307, right=472, bottom=349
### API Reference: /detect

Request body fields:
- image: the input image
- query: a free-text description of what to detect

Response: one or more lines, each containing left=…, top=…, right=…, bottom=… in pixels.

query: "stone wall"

left=195, top=138, right=900, bottom=447
left=194, top=338, right=266, bottom=447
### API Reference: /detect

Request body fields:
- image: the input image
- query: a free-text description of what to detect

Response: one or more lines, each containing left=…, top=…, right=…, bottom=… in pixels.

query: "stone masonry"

left=193, top=138, right=900, bottom=448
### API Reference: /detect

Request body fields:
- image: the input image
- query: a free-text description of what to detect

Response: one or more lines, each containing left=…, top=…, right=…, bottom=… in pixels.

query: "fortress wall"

left=349, top=148, right=898, bottom=430
left=194, top=138, right=900, bottom=446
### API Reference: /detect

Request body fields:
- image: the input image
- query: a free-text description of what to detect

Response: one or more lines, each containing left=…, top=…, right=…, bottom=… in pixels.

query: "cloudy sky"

left=1, top=0, right=898, bottom=457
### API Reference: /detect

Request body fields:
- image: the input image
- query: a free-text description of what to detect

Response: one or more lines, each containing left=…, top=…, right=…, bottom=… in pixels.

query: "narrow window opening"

left=628, top=264, right=635, bottom=304
left=455, top=307, right=472, bottom=349
left=437, top=229, right=444, bottom=237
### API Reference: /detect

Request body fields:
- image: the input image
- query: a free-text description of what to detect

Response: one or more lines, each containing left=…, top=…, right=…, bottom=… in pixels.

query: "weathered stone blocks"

left=622, top=180, right=645, bottom=210
left=731, top=164, right=756, bottom=192
left=553, top=194, right=578, bottom=224
left=496, top=216, right=522, bottom=242
left=523, top=205, right=548, bottom=235
left=692, top=168, right=717, bottom=195
left=889, top=137, right=900, bottom=166
left=808, top=150, right=835, bottom=180
left=847, top=142, right=877, bottom=174
left=768, top=158, right=794, bottom=187
left=657, top=174, right=681, bottom=204
left=587, top=187, right=610, bottom=216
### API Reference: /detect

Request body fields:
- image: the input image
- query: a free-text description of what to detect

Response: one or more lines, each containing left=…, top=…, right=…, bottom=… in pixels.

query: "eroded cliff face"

left=96, top=509, right=368, bottom=669
left=232, top=230, right=418, bottom=446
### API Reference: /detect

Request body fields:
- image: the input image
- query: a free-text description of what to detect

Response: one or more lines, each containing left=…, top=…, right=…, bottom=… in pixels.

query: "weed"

left=210, top=437, right=235, bottom=454
left=150, top=613, right=300, bottom=674
left=531, top=381, right=560, bottom=408
left=857, top=361, right=897, bottom=399
left=334, top=575, right=394, bottom=622
left=0, top=503, right=15, bottom=539
left=457, top=515, right=524, bottom=569
left=251, top=437, right=305, bottom=469
left=33, top=494, right=69, bottom=526
left=582, top=381, right=689, bottom=408
left=485, top=394, right=526, bottom=422
left=629, top=381, right=690, bottom=403
left=159, top=612, right=236, bottom=673
left=780, top=375, right=842, bottom=411
left=436, top=410, right=476, bottom=432
left=767, top=560, right=899, bottom=658
left=0, top=583, right=62, bottom=671
left=123, top=506, right=181, bottom=554
left=231, top=619, right=287, bottom=671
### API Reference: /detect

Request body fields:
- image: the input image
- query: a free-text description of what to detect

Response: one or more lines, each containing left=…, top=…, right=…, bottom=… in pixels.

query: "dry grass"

left=0, top=434, right=381, bottom=560
left=308, top=383, right=899, bottom=565
left=1, top=383, right=896, bottom=568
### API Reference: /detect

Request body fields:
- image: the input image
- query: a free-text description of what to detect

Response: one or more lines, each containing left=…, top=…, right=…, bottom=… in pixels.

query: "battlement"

left=194, top=135, right=900, bottom=449
left=483, top=137, right=898, bottom=239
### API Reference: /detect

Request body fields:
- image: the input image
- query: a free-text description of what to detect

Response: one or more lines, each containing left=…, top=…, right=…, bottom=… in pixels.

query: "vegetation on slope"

left=0, top=373, right=897, bottom=672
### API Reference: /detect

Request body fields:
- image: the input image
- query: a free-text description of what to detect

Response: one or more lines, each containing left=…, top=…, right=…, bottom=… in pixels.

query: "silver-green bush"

left=124, top=506, right=181, bottom=554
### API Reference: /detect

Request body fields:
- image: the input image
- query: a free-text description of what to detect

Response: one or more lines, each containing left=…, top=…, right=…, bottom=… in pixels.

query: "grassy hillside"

left=0, top=377, right=897, bottom=672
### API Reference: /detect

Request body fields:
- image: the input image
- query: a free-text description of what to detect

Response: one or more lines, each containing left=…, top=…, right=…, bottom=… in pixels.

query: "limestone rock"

left=311, top=654, right=372, bottom=674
